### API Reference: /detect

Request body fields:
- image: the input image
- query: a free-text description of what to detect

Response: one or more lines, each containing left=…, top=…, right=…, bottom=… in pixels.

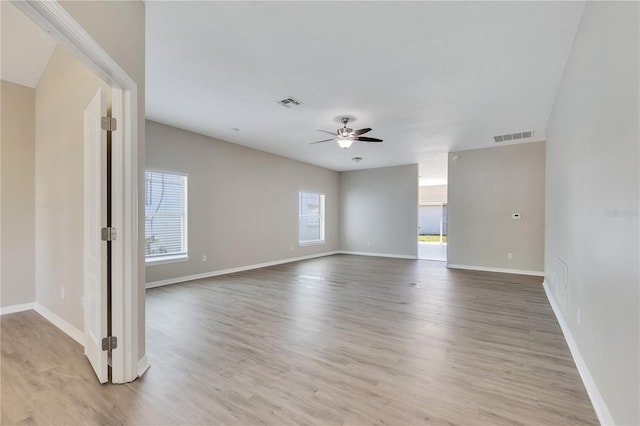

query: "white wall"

left=340, top=164, right=418, bottom=258
left=447, top=142, right=545, bottom=274
left=419, top=184, right=447, bottom=204
left=35, top=45, right=110, bottom=331
left=1, top=80, right=36, bottom=308
left=60, top=0, right=146, bottom=359
left=145, top=120, right=340, bottom=285
left=544, top=2, right=639, bottom=424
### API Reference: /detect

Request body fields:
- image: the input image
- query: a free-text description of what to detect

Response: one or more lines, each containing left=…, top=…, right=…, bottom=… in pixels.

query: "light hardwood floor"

left=1, top=255, right=598, bottom=425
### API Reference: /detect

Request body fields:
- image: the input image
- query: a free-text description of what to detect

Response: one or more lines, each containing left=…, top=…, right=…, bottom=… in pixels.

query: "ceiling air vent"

left=494, top=130, right=534, bottom=143
left=278, top=96, right=302, bottom=108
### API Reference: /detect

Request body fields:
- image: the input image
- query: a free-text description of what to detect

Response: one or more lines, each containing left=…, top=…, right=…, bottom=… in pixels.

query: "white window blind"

left=299, top=191, right=325, bottom=244
left=145, top=171, right=188, bottom=261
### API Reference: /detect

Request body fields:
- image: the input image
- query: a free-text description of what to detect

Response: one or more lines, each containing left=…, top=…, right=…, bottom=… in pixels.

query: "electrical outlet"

left=202, top=255, right=207, bottom=262
left=508, top=253, right=513, bottom=260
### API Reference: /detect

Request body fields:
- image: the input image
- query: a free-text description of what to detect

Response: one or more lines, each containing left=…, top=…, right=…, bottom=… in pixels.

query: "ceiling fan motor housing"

left=338, top=127, right=353, bottom=137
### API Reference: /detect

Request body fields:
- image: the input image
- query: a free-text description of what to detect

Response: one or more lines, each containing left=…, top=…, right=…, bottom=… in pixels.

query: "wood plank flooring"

left=1, top=255, right=598, bottom=425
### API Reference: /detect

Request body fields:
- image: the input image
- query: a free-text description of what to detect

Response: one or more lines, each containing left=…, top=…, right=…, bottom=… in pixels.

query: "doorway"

left=417, top=184, right=448, bottom=261
left=6, top=0, right=142, bottom=383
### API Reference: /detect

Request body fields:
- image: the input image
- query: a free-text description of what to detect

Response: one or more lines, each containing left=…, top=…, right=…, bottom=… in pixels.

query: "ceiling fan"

left=310, top=116, right=383, bottom=149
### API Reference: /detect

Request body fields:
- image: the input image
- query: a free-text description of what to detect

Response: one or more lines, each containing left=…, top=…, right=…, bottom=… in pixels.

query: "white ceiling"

left=144, top=2, right=584, bottom=182
left=1, top=2, right=586, bottom=185
left=0, top=1, right=56, bottom=88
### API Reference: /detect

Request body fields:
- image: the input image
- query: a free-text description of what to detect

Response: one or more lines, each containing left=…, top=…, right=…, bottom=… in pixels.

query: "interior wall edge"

left=32, top=303, right=83, bottom=346
left=542, top=281, right=614, bottom=426
left=137, top=355, right=151, bottom=377
left=0, top=303, right=36, bottom=316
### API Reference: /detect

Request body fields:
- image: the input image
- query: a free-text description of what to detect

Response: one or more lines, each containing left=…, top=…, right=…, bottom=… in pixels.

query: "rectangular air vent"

left=494, top=130, right=534, bottom=143
left=278, top=97, right=302, bottom=108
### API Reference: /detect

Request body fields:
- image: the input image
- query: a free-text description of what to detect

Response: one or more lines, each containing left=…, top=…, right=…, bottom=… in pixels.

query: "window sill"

left=299, top=240, right=325, bottom=247
left=146, top=255, right=189, bottom=266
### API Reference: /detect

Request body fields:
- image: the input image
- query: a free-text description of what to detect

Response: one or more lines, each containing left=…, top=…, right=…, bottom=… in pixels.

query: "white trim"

left=298, top=191, right=325, bottom=245
left=299, top=240, right=325, bottom=247
left=33, top=303, right=84, bottom=346
left=144, top=170, right=189, bottom=265
left=146, top=255, right=189, bottom=265
left=119, top=87, right=140, bottom=384
left=145, top=168, right=189, bottom=177
left=146, top=251, right=339, bottom=289
left=13, top=0, right=141, bottom=384
left=339, top=251, right=418, bottom=260
left=446, top=263, right=544, bottom=276
left=542, top=281, right=614, bottom=426
left=137, top=354, right=151, bottom=377
left=10, top=0, right=135, bottom=89
left=110, top=87, right=126, bottom=384
left=0, top=303, right=35, bottom=315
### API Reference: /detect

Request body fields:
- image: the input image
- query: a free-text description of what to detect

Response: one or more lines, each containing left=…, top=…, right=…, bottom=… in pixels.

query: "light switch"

left=512, top=213, right=522, bottom=220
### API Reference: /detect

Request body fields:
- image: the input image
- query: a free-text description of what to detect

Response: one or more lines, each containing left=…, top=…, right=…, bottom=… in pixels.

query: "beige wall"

left=35, top=45, right=110, bottom=331
left=419, top=184, right=447, bottom=204
left=340, top=164, right=419, bottom=258
left=545, top=2, right=639, bottom=424
left=60, top=0, right=146, bottom=359
left=145, top=120, right=340, bottom=284
left=447, top=142, right=545, bottom=273
left=1, top=80, right=36, bottom=308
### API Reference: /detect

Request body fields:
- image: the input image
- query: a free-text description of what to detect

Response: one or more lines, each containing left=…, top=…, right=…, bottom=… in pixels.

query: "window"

left=299, top=191, right=325, bottom=245
left=145, top=170, right=188, bottom=263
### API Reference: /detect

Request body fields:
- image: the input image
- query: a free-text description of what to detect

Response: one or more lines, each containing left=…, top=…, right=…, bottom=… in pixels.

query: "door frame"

left=13, top=0, right=143, bottom=383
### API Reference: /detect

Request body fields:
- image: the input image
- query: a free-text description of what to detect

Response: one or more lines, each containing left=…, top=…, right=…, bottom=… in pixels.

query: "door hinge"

left=102, top=336, right=117, bottom=351
left=101, top=227, right=117, bottom=241
left=101, top=116, right=117, bottom=131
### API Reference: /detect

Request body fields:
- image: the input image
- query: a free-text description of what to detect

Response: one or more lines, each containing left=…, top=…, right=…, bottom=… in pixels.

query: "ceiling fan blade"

left=310, top=138, right=336, bottom=144
left=316, top=129, right=337, bottom=136
left=354, top=136, right=383, bottom=142
left=353, top=127, right=372, bottom=136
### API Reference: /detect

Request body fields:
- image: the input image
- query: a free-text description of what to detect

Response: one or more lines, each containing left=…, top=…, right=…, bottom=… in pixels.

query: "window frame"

left=298, top=191, right=326, bottom=246
left=144, top=169, right=189, bottom=264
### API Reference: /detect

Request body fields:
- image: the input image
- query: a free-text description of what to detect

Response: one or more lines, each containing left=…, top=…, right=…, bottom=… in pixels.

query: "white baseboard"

left=33, top=303, right=84, bottom=346
left=146, top=251, right=340, bottom=289
left=137, top=354, right=151, bottom=377
left=446, top=263, right=544, bottom=277
left=0, top=302, right=35, bottom=315
left=542, top=281, right=614, bottom=426
left=339, top=251, right=418, bottom=260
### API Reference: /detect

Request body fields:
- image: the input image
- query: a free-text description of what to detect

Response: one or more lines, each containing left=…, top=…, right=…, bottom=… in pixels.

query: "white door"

left=83, top=88, right=108, bottom=383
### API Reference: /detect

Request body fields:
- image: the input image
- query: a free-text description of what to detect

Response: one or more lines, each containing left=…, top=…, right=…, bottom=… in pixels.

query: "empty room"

left=1, top=1, right=638, bottom=425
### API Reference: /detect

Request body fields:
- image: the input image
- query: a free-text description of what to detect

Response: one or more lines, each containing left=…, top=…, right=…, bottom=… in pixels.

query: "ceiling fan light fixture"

left=337, top=138, right=353, bottom=149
